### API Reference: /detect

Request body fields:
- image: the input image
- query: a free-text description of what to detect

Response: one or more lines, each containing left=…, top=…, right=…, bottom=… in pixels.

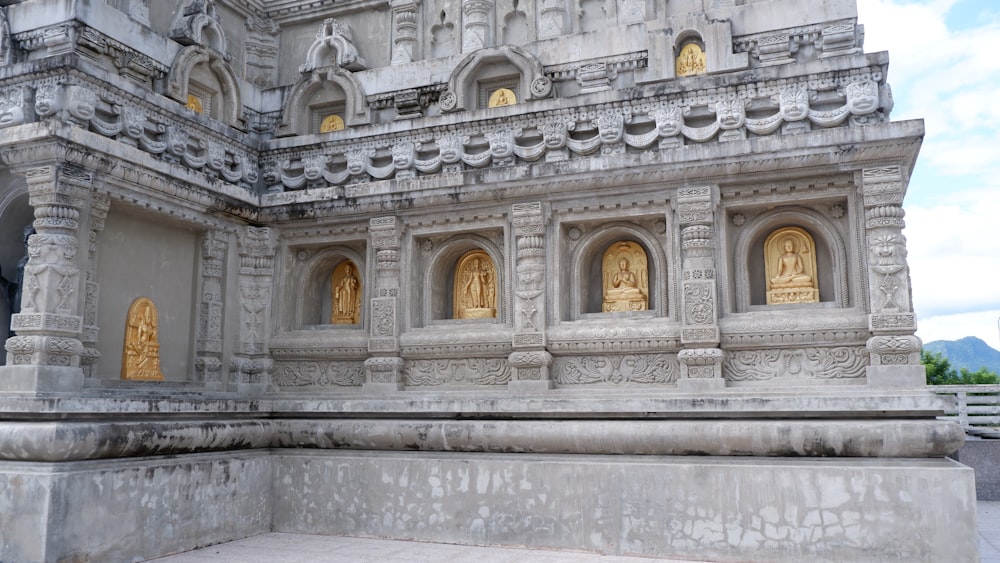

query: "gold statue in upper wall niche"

left=676, top=43, right=707, bottom=77
left=488, top=88, right=517, bottom=108
left=185, top=94, right=203, bottom=114
left=320, top=114, right=345, bottom=132
left=122, top=297, right=164, bottom=381
left=602, top=241, right=649, bottom=312
left=454, top=250, right=497, bottom=319
left=765, top=227, right=820, bottom=305
left=330, top=260, right=361, bottom=324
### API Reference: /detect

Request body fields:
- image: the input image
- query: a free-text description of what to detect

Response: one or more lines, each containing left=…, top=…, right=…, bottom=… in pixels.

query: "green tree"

left=921, top=350, right=1000, bottom=385
left=922, top=351, right=960, bottom=385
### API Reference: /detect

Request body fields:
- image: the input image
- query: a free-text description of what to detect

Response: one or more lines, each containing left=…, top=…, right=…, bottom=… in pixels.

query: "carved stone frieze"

left=724, top=346, right=869, bottom=382
left=552, top=353, right=679, bottom=385
left=272, top=360, right=365, bottom=387
left=546, top=323, right=680, bottom=354
left=404, top=357, right=511, bottom=386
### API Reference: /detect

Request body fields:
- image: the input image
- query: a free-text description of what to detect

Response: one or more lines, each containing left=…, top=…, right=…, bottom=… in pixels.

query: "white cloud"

left=918, top=309, right=1000, bottom=350
left=859, top=0, right=1000, bottom=330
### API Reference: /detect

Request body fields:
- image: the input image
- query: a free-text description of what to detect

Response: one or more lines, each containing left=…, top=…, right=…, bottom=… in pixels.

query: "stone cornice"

left=262, top=0, right=389, bottom=25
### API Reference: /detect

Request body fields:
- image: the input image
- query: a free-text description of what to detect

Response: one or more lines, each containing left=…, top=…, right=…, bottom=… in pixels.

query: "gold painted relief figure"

left=330, top=261, right=361, bottom=324
left=320, top=114, right=345, bottom=132
left=122, top=297, right=164, bottom=381
left=602, top=241, right=649, bottom=312
left=488, top=88, right=517, bottom=108
left=765, top=227, right=820, bottom=304
left=454, top=250, right=497, bottom=319
left=185, top=94, right=203, bottom=114
left=676, top=43, right=707, bottom=77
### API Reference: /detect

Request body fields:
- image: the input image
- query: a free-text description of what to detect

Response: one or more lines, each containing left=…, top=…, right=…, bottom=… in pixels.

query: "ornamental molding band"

left=121, top=297, right=164, bottom=381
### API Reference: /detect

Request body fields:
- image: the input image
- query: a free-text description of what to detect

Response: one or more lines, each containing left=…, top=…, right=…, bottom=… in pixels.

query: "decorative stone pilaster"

left=860, top=166, right=924, bottom=387
left=230, top=226, right=276, bottom=394
left=390, top=0, right=420, bottom=65
left=508, top=202, right=552, bottom=391
left=79, top=190, right=109, bottom=379
left=538, top=0, right=567, bottom=39
left=462, top=0, right=493, bottom=53
left=365, top=216, right=404, bottom=392
left=676, top=186, right=724, bottom=390
left=196, top=230, right=228, bottom=389
left=1, top=164, right=92, bottom=394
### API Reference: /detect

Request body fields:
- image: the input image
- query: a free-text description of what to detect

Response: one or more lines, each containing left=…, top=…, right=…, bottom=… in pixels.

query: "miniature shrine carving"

left=676, top=43, right=707, bottom=77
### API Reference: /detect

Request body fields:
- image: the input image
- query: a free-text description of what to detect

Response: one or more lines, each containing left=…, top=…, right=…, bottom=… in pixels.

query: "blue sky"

left=858, top=0, right=1000, bottom=349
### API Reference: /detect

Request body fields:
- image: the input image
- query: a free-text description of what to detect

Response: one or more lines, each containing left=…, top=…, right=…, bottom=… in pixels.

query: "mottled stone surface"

left=0, top=452, right=271, bottom=562
left=953, top=440, right=1000, bottom=501
left=272, top=451, right=978, bottom=562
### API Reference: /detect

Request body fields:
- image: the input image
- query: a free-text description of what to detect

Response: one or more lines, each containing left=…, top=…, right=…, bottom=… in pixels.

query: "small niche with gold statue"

left=764, top=226, right=819, bottom=305
left=453, top=249, right=497, bottom=319
left=122, top=296, right=164, bottom=381
left=676, top=41, right=707, bottom=77
left=602, top=241, right=649, bottom=312
left=330, top=260, right=362, bottom=324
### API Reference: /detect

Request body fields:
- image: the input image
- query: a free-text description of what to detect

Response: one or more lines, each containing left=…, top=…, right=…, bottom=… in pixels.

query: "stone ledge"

left=0, top=417, right=965, bottom=461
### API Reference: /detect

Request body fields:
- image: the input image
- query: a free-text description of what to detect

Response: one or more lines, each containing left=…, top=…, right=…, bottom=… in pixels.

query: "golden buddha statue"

left=331, top=261, right=361, bottom=324
left=602, top=241, right=649, bottom=312
left=454, top=250, right=497, bottom=319
left=122, top=297, right=164, bottom=381
left=765, top=227, right=819, bottom=304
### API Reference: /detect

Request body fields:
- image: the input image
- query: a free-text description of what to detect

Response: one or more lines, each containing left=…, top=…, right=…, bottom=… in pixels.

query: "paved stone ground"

left=153, top=501, right=1000, bottom=563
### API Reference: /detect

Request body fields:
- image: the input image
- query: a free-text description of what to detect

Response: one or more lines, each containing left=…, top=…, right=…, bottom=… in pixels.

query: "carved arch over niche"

left=420, top=234, right=505, bottom=326
left=441, top=44, right=552, bottom=112
left=731, top=207, right=850, bottom=312
left=566, top=223, right=667, bottom=320
left=170, top=0, right=227, bottom=53
left=167, top=45, right=242, bottom=128
left=300, top=19, right=368, bottom=72
left=294, top=246, right=367, bottom=329
left=278, top=68, right=370, bottom=136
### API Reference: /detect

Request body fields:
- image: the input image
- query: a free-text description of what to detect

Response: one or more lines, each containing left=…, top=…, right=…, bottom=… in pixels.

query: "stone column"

left=390, top=0, right=420, bottom=65
left=675, top=186, right=725, bottom=391
left=508, top=202, right=552, bottom=392
left=462, top=0, right=493, bottom=53
left=1, top=164, right=93, bottom=394
left=230, top=226, right=276, bottom=394
left=196, top=230, right=228, bottom=389
left=80, top=190, right=109, bottom=380
left=365, top=216, right=405, bottom=392
left=860, top=166, right=924, bottom=387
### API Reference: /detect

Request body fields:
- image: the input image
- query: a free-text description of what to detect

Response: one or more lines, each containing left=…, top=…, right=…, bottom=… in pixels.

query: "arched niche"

left=442, top=45, right=551, bottom=113
left=167, top=45, right=242, bottom=128
left=278, top=68, right=370, bottom=137
left=675, top=35, right=707, bottom=77
left=296, top=247, right=367, bottom=328
left=732, top=208, right=849, bottom=312
left=0, top=180, right=30, bottom=366
left=568, top=224, right=666, bottom=319
left=422, top=235, right=504, bottom=325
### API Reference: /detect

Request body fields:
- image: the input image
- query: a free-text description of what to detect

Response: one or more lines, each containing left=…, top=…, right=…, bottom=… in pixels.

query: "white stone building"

left=0, top=0, right=979, bottom=561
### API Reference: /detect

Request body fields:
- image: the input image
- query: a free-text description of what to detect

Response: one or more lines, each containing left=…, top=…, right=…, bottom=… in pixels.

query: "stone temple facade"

left=0, top=0, right=979, bottom=561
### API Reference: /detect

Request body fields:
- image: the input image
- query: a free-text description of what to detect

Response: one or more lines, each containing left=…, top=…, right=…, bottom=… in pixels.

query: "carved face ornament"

left=846, top=80, right=878, bottom=114
left=654, top=106, right=682, bottom=136
left=716, top=98, right=745, bottom=129
left=779, top=87, right=809, bottom=121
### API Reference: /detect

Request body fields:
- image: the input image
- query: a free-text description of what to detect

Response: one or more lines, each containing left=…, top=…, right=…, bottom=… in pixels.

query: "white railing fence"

left=931, top=385, right=1000, bottom=438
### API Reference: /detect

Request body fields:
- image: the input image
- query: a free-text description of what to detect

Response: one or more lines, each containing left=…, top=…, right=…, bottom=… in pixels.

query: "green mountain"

left=924, top=336, right=1000, bottom=374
